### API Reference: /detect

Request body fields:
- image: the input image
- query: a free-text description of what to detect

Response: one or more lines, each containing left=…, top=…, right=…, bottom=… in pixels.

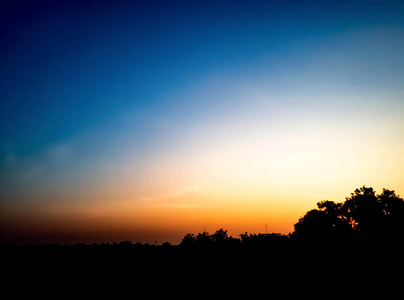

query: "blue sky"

left=1, top=0, right=404, bottom=243
left=2, top=0, right=402, bottom=157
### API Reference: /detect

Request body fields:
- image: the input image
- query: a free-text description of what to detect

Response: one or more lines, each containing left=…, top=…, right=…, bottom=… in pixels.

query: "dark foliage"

left=3, top=186, right=404, bottom=270
left=179, top=228, right=241, bottom=247
left=3, top=186, right=404, bottom=292
left=293, top=186, right=404, bottom=242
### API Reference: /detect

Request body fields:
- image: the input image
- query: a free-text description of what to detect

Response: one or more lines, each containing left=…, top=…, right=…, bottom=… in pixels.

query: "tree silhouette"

left=180, top=233, right=196, bottom=246
left=196, top=231, right=211, bottom=246
left=293, top=201, right=353, bottom=241
left=211, top=228, right=228, bottom=244
left=293, top=186, right=404, bottom=241
left=377, top=188, right=404, bottom=235
left=343, top=186, right=383, bottom=235
left=180, top=228, right=240, bottom=248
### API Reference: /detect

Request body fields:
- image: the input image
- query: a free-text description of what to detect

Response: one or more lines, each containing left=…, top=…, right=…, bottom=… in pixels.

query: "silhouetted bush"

left=293, top=186, right=404, bottom=242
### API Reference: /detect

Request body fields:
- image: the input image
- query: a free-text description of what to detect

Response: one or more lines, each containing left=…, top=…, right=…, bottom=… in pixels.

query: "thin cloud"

left=138, top=185, right=203, bottom=208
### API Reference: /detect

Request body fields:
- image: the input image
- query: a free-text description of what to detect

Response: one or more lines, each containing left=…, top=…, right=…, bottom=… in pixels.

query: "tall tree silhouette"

left=343, top=186, right=383, bottom=235
left=375, top=188, right=404, bottom=235
left=293, top=186, right=404, bottom=240
left=293, top=200, right=353, bottom=241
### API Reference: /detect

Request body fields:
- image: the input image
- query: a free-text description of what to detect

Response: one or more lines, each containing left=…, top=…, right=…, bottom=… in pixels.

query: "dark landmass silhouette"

left=3, top=186, right=404, bottom=278
left=4, top=186, right=404, bottom=247
left=3, top=185, right=404, bottom=293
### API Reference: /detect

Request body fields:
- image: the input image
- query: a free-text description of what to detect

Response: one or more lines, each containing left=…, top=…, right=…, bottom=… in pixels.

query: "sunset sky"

left=1, top=0, right=404, bottom=244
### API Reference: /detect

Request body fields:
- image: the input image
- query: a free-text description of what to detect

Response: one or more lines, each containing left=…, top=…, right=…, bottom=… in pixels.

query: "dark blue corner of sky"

left=1, top=0, right=403, bottom=158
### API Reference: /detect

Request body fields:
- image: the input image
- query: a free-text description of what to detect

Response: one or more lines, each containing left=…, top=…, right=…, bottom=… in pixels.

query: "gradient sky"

left=1, top=0, right=404, bottom=244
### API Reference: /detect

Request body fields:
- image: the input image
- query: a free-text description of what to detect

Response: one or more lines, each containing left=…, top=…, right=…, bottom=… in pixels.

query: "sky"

left=1, top=0, right=404, bottom=244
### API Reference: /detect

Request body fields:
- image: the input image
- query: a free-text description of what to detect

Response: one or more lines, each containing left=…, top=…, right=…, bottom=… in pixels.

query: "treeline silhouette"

left=3, top=186, right=404, bottom=253
left=4, top=186, right=404, bottom=284
left=293, top=186, right=404, bottom=242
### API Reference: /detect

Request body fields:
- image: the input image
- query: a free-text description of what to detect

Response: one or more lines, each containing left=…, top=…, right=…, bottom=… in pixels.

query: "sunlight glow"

left=1, top=1, right=403, bottom=244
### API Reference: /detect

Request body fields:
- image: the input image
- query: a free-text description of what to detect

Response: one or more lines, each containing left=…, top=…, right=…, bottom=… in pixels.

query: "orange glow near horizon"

left=2, top=173, right=403, bottom=245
